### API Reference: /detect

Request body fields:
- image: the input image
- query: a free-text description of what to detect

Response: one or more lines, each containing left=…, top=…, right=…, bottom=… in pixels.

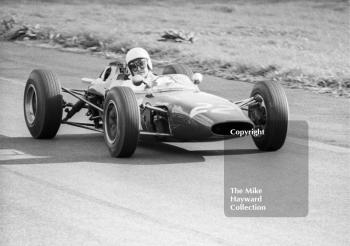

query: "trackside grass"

left=0, top=0, right=349, bottom=96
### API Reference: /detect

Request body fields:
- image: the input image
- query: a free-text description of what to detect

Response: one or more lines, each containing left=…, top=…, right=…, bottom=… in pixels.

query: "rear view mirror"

left=192, top=73, right=203, bottom=85
left=81, top=77, right=94, bottom=84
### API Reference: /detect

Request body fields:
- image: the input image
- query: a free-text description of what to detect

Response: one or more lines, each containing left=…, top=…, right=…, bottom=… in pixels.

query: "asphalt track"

left=0, top=42, right=349, bottom=245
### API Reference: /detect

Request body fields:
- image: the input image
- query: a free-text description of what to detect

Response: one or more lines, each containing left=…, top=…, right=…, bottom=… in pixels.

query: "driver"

left=88, top=47, right=157, bottom=95
left=125, top=47, right=157, bottom=86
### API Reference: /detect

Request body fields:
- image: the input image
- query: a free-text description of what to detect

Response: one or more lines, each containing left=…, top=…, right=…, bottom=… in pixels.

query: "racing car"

left=23, top=62, right=289, bottom=157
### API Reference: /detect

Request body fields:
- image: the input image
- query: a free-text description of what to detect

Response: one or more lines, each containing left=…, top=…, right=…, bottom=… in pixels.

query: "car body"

left=24, top=62, right=289, bottom=157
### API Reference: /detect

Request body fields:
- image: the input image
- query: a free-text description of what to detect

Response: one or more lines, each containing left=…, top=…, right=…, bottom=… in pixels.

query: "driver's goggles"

left=128, top=59, right=148, bottom=72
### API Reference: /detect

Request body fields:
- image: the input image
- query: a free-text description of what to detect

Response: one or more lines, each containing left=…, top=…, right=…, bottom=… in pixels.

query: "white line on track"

left=0, top=76, right=25, bottom=86
left=288, top=137, right=349, bottom=154
left=0, top=149, right=49, bottom=161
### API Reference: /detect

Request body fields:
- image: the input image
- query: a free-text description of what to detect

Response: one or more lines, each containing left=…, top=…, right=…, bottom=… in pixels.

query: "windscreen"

left=150, top=74, right=198, bottom=92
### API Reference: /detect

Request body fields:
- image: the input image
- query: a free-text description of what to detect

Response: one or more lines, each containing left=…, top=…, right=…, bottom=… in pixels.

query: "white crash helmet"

left=125, top=47, right=153, bottom=70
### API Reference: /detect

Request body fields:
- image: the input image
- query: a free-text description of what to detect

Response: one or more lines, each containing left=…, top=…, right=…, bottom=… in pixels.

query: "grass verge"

left=1, top=0, right=349, bottom=97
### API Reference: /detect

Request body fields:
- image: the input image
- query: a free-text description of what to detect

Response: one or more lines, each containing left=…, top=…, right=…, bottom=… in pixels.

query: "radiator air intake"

left=211, top=121, right=253, bottom=135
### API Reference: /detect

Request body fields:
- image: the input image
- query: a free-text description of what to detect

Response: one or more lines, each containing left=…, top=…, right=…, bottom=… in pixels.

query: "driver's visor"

left=128, top=58, right=148, bottom=73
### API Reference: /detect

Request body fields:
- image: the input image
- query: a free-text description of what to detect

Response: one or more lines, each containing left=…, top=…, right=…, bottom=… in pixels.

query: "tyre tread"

left=250, top=81, right=288, bottom=151
left=24, top=69, right=62, bottom=139
left=104, top=86, right=139, bottom=157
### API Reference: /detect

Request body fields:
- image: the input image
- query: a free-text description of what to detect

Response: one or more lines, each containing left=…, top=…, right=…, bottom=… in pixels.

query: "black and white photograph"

left=0, top=0, right=349, bottom=245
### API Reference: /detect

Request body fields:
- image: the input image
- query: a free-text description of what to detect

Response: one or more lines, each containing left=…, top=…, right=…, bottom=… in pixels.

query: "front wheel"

left=103, top=87, right=140, bottom=157
left=248, top=81, right=289, bottom=151
left=24, top=69, right=63, bottom=139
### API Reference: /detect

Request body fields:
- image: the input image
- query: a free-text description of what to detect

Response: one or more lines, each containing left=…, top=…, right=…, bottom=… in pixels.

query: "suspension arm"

left=61, top=121, right=103, bottom=133
left=140, top=104, right=168, bottom=114
left=233, top=96, right=260, bottom=108
left=62, top=87, right=103, bottom=113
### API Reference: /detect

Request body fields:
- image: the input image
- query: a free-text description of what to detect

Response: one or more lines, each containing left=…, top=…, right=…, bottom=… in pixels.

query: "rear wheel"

left=162, top=63, right=193, bottom=79
left=24, top=69, right=63, bottom=139
left=103, top=87, right=140, bottom=157
left=248, top=81, right=289, bottom=151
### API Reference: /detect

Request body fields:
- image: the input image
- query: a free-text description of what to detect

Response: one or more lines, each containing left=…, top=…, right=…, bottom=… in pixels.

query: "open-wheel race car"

left=23, top=62, right=289, bottom=158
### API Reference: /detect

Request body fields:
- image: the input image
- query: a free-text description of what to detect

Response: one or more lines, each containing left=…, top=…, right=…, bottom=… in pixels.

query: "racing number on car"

left=190, top=103, right=233, bottom=118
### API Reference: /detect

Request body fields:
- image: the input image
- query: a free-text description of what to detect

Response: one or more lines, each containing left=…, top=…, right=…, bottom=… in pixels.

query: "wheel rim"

left=249, top=94, right=267, bottom=136
left=105, top=100, right=120, bottom=144
left=24, top=84, right=38, bottom=125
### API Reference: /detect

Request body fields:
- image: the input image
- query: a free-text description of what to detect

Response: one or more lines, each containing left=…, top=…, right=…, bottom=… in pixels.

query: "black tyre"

left=162, top=63, right=193, bottom=79
left=24, top=69, right=63, bottom=139
left=103, top=87, right=140, bottom=157
left=248, top=81, right=289, bottom=151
